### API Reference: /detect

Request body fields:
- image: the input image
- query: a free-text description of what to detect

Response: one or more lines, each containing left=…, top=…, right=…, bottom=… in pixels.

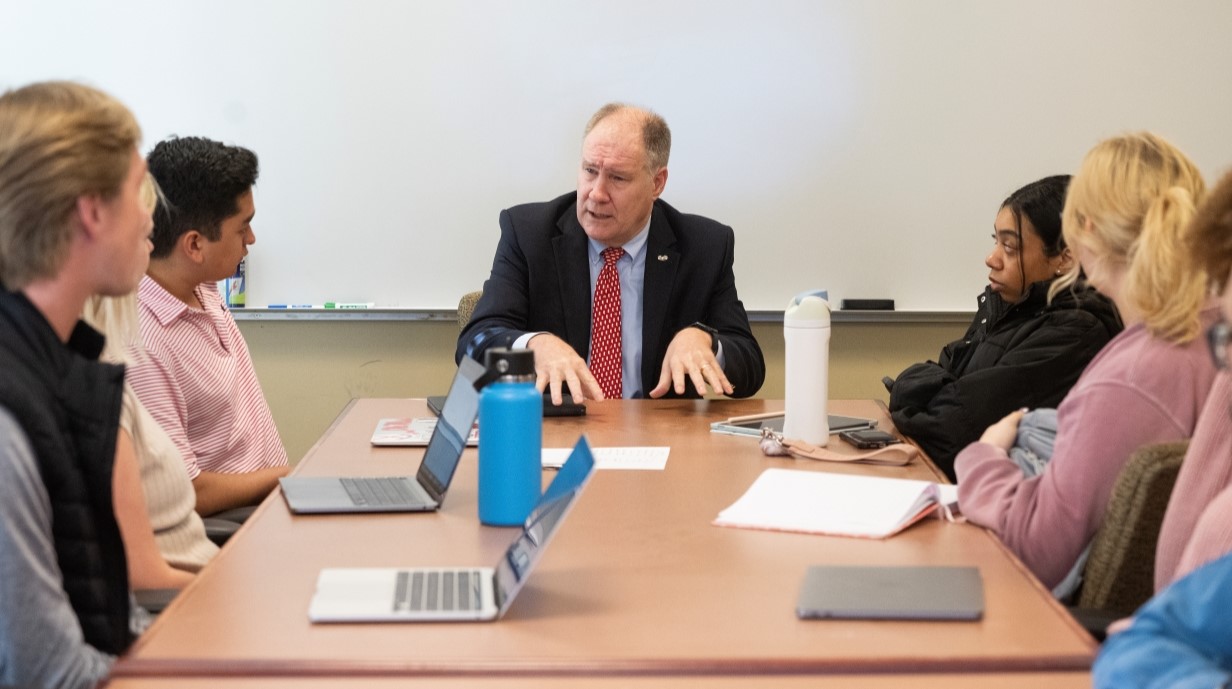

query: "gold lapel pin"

left=657, top=254, right=669, bottom=262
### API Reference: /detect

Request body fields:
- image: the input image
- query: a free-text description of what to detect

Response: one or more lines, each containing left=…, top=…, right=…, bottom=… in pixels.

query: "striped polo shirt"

left=128, top=276, right=288, bottom=479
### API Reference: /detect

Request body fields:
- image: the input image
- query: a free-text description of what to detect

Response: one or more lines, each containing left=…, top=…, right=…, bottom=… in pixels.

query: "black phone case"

left=840, top=430, right=899, bottom=449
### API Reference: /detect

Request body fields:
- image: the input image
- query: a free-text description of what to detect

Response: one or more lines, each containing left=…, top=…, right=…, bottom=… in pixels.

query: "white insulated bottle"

left=783, top=290, right=831, bottom=445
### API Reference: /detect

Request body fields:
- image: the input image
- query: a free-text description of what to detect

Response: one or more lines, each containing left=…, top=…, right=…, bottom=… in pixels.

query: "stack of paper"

left=715, top=468, right=957, bottom=539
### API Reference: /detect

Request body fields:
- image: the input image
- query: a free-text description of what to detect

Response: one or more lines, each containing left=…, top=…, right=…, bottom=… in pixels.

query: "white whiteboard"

left=4, top=0, right=1231, bottom=311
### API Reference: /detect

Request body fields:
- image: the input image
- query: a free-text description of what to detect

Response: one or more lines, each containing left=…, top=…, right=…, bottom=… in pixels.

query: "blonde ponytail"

left=1054, top=132, right=1207, bottom=343
left=1127, top=186, right=1208, bottom=342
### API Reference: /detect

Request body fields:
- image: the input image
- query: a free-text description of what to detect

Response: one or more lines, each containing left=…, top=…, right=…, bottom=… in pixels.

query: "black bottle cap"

left=483, top=347, right=535, bottom=377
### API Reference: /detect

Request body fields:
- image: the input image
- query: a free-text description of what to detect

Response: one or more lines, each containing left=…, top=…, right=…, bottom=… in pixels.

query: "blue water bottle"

left=478, top=348, right=542, bottom=526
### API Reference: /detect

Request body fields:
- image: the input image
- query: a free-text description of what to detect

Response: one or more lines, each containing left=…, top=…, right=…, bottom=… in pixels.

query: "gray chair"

left=457, top=290, right=483, bottom=330
left=134, top=587, right=179, bottom=614
left=202, top=505, right=258, bottom=546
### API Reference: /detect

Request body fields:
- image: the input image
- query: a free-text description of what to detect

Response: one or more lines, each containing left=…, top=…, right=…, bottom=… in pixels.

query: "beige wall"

left=238, top=320, right=964, bottom=463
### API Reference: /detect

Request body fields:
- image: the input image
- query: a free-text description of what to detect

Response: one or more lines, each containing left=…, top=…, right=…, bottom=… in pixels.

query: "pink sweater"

left=1155, top=371, right=1232, bottom=589
left=955, top=305, right=1218, bottom=589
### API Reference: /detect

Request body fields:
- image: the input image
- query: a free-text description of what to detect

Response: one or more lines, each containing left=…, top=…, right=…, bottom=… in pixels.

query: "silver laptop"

left=279, top=357, right=484, bottom=514
left=796, top=565, right=984, bottom=621
left=308, top=436, right=596, bottom=622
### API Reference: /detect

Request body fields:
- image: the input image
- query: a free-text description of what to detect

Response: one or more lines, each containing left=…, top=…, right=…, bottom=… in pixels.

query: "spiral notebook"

left=714, top=468, right=957, bottom=539
left=370, top=418, right=478, bottom=447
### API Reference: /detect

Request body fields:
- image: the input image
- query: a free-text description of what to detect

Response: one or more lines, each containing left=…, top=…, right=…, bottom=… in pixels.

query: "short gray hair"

left=584, top=103, right=671, bottom=173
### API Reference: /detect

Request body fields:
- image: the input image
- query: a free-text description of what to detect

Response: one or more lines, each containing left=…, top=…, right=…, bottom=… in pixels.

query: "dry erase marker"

left=324, top=302, right=374, bottom=309
left=268, top=304, right=317, bottom=309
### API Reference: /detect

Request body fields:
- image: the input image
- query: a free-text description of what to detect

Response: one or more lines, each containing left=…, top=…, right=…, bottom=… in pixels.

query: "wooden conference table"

left=103, top=673, right=1094, bottom=688
left=113, top=399, right=1097, bottom=680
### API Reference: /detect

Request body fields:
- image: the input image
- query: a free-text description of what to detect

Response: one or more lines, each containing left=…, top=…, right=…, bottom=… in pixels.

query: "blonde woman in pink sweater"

left=955, top=132, right=1216, bottom=592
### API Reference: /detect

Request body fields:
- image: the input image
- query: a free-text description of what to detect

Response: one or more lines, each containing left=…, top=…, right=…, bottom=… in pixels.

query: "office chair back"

left=457, top=290, right=483, bottom=330
left=1077, top=440, right=1188, bottom=615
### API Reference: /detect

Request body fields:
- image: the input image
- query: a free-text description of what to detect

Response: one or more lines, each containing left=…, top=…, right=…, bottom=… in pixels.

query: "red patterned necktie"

left=590, top=247, right=626, bottom=399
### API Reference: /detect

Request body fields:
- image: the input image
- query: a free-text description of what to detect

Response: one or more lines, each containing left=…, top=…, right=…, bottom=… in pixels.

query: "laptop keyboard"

left=394, top=570, right=483, bottom=612
left=340, top=477, right=420, bottom=507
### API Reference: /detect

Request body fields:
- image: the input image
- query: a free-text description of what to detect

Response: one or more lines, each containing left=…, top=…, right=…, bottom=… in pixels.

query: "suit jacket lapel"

left=554, top=209, right=593, bottom=358
left=642, top=204, right=679, bottom=388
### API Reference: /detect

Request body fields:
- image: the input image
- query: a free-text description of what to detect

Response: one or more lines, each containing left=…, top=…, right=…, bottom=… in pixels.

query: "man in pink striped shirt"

left=128, top=136, right=288, bottom=517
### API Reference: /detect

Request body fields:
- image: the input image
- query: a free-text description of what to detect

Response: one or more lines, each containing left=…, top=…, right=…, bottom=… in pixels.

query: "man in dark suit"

left=457, top=103, right=764, bottom=403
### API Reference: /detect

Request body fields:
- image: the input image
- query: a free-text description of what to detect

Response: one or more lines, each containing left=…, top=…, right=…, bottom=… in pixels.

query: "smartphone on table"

left=838, top=429, right=901, bottom=449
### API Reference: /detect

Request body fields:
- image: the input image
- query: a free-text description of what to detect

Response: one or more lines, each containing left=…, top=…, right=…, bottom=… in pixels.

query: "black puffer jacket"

left=886, top=281, right=1122, bottom=481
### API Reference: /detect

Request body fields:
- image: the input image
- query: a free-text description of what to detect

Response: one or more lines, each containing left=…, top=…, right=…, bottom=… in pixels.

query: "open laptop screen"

left=492, top=436, right=596, bottom=615
left=416, top=356, right=484, bottom=498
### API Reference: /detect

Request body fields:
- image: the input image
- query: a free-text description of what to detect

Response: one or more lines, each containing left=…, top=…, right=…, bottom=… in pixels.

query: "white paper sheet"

left=542, top=446, right=669, bottom=471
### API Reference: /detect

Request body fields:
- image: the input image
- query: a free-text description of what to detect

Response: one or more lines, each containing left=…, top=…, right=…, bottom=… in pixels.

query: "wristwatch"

left=688, top=322, right=720, bottom=354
